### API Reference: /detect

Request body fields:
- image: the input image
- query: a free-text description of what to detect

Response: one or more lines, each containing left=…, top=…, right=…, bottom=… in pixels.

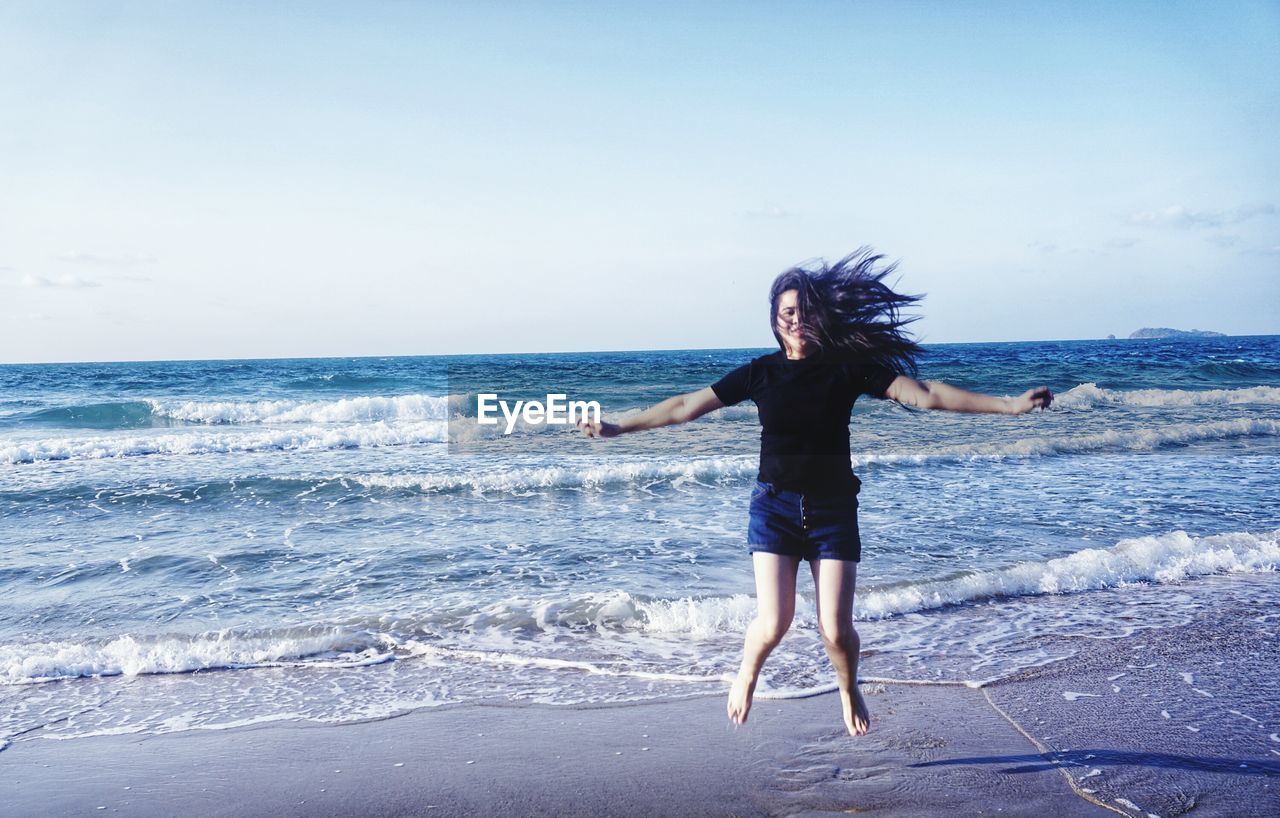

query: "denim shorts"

left=747, top=480, right=862, bottom=562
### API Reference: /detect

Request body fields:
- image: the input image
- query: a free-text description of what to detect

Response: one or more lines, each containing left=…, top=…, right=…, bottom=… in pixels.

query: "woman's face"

left=775, top=288, right=808, bottom=355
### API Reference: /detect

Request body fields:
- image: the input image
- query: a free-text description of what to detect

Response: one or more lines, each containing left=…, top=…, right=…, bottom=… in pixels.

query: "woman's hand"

left=577, top=419, right=622, bottom=438
left=1010, top=386, right=1053, bottom=414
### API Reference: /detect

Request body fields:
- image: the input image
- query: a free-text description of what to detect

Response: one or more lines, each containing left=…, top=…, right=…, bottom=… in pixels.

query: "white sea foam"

left=702, top=404, right=761, bottom=422
left=146, top=394, right=452, bottom=424
left=1055, top=383, right=1280, bottom=410
left=410, top=529, right=1280, bottom=639
left=855, top=529, right=1280, bottom=619
left=544, top=531, right=1280, bottom=630
left=4, top=530, right=1275, bottom=685
left=633, top=592, right=760, bottom=635
left=352, top=418, right=1280, bottom=494
left=0, top=631, right=393, bottom=684
left=7, top=406, right=1276, bottom=468
left=411, top=589, right=768, bottom=640
left=401, top=642, right=725, bottom=685
left=0, top=421, right=448, bottom=464
left=1062, top=691, right=1102, bottom=701
left=853, top=418, right=1280, bottom=467
left=353, top=456, right=758, bottom=494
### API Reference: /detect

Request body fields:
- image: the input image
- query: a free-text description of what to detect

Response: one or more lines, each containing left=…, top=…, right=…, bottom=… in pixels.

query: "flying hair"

left=769, top=247, right=924, bottom=376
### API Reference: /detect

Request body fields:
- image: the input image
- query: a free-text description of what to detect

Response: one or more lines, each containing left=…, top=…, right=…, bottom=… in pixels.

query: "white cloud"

left=1127, top=204, right=1275, bottom=229
left=57, top=251, right=158, bottom=266
left=21, top=273, right=101, bottom=289
left=1206, top=234, right=1240, bottom=248
left=744, top=204, right=792, bottom=219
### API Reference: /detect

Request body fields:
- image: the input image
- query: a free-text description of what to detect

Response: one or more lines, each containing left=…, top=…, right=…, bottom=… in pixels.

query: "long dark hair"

left=769, top=247, right=924, bottom=376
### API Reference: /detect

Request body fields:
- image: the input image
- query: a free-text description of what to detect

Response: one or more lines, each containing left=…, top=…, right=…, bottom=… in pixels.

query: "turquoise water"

left=1, top=337, right=1278, bottom=745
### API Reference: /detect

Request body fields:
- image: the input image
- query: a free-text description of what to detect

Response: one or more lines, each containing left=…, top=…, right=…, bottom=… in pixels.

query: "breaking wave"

left=1056, top=383, right=1280, bottom=410
left=146, top=394, right=454, bottom=424
left=1, top=421, right=448, bottom=464
left=6, top=529, right=1274, bottom=684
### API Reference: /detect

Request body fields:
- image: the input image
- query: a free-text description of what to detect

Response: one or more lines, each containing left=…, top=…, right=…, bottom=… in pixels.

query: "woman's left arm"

left=884, top=375, right=1053, bottom=414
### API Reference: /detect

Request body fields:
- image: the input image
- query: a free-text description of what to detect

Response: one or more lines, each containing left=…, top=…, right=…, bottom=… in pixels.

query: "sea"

left=1, top=336, right=1278, bottom=749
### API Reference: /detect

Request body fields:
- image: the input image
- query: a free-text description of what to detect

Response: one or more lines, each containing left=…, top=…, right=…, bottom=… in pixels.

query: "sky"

left=1, top=1, right=1277, bottom=364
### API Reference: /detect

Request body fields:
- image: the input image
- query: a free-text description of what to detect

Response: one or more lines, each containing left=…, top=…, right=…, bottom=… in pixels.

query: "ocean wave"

left=457, top=530, right=1279, bottom=633
left=0, top=476, right=343, bottom=507
left=1, top=421, right=448, bottom=464
left=5, top=530, right=1273, bottom=685
left=351, top=418, right=1280, bottom=494
left=0, top=591, right=756, bottom=686
left=6, top=413, right=1275, bottom=469
left=400, top=642, right=728, bottom=685
left=855, top=417, right=1280, bottom=467
left=429, top=530, right=1280, bottom=641
left=1193, top=360, right=1280, bottom=380
left=855, top=529, right=1280, bottom=619
left=702, top=404, right=761, bottom=422
left=282, top=373, right=429, bottom=391
left=26, top=380, right=1276, bottom=436
left=352, top=456, right=758, bottom=494
left=1056, top=383, right=1280, bottom=410
left=147, top=394, right=453, bottom=424
left=419, top=589, right=763, bottom=638
left=5, top=394, right=456, bottom=430
left=1, top=629, right=396, bottom=685
left=11, top=401, right=163, bottom=430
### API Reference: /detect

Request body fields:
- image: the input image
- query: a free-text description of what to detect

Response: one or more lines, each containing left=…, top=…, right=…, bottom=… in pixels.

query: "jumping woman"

left=579, top=249, right=1053, bottom=737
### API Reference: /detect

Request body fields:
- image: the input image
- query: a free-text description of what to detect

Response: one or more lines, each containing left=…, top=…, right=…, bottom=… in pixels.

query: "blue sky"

left=2, top=1, right=1277, bottom=363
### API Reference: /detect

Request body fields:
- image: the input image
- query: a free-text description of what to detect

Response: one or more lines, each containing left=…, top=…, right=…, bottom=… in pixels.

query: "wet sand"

left=2, top=683, right=1104, bottom=817
left=980, top=588, right=1280, bottom=817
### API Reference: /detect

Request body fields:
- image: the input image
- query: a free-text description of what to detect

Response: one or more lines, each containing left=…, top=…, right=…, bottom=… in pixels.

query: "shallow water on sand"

left=2, top=336, right=1278, bottom=745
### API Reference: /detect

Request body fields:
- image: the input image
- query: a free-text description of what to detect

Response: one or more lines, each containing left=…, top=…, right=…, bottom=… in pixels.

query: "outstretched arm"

left=884, top=375, right=1052, bottom=414
left=578, top=387, right=725, bottom=438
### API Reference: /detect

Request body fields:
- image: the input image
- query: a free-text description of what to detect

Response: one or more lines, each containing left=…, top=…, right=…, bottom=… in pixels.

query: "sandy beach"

left=5, top=595, right=1278, bottom=817
left=1, top=682, right=1100, bottom=817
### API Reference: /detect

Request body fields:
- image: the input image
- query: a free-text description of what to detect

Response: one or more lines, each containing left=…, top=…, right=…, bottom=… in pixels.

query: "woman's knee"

left=818, top=616, right=859, bottom=648
left=756, top=612, right=794, bottom=643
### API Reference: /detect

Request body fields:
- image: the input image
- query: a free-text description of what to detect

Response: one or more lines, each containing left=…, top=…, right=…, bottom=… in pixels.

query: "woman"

left=579, top=249, right=1052, bottom=737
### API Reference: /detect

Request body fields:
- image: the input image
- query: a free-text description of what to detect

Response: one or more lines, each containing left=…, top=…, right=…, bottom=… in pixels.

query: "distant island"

left=1128, top=327, right=1227, bottom=339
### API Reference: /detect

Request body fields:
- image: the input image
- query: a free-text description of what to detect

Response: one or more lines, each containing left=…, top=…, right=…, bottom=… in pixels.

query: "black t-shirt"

left=711, top=350, right=898, bottom=492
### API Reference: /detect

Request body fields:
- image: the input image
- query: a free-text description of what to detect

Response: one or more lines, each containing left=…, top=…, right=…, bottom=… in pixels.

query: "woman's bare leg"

left=728, top=552, right=801, bottom=725
left=811, top=558, right=869, bottom=736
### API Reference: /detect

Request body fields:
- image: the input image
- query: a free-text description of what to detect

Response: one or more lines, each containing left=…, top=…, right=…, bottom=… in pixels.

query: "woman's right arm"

left=884, top=375, right=1052, bottom=414
left=578, top=387, right=725, bottom=438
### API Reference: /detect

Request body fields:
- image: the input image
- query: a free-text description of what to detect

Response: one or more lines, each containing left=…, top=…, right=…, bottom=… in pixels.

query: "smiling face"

left=773, top=288, right=810, bottom=358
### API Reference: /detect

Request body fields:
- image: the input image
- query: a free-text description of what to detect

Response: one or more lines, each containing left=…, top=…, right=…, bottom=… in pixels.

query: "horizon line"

left=3, top=333, right=1276, bottom=368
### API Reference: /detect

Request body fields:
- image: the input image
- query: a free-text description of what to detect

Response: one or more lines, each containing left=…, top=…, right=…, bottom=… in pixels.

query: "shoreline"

left=5, top=601, right=1278, bottom=816
left=6, top=333, right=1276, bottom=369
left=1, top=682, right=1105, bottom=818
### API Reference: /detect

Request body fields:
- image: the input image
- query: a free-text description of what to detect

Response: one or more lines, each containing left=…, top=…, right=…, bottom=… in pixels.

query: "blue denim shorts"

left=747, top=480, right=862, bottom=562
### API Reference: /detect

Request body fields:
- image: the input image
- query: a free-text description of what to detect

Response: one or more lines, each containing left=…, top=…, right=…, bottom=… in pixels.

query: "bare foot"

left=840, top=685, right=871, bottom=736
left=727, top=668, right=757, bottom=725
